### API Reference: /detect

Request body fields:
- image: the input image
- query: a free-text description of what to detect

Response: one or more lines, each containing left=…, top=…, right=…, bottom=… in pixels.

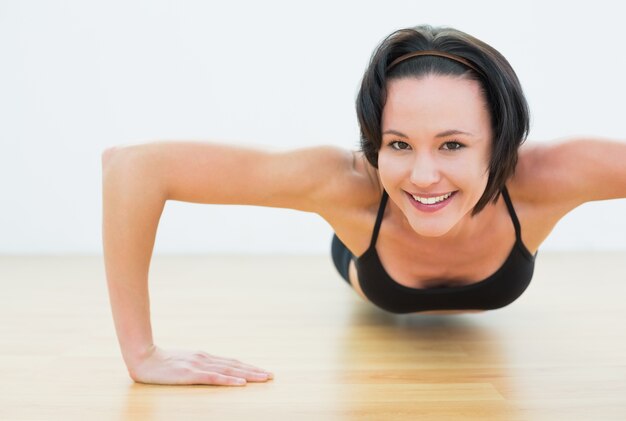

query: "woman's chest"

left=369, top=196, right=520, bottom=289
left=332, top=185, right=549, bottom=291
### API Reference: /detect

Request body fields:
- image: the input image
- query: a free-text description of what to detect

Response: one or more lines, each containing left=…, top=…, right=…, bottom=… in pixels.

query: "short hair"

left=356, top=25, right=530, bottom=216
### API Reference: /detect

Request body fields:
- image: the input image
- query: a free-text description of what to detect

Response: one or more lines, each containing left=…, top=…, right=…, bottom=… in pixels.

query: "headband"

left=386, top=50, right=484, bottom=76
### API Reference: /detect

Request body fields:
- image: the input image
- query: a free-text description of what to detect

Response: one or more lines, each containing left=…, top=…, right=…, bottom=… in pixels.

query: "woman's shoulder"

left=513, top=137, right=626, bottom=207
left=316, top=149, right=386, bottom=259
left=506, top=142, right=540, bottom=202
left=318, top=148, right=382, bottom=220
left=507, top=141, right=565, bottom=207
left=504, top=140, right=585, bottom=252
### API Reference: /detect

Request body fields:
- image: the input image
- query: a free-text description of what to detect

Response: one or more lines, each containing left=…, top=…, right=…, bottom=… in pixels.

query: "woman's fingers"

left=229, top=361, right=274, bottom=377
left=189, top=368, right=271, bottom=386
left=203, top=364, right=273, bottom=382
left=191, top=371, right=249, bottom=386
left=197, top=352, right=273, bottom=377
left=185, top=354, right=274, bottom=385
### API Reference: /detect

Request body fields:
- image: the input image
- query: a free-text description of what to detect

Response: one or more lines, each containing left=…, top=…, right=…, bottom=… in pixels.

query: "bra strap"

left=369, top=189, right=389, bottom=249
left=501, top=185, right=523, bottom=243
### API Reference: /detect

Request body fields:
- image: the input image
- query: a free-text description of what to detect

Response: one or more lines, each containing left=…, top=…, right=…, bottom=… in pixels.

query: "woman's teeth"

left=411, top=191, right=453, bottom=205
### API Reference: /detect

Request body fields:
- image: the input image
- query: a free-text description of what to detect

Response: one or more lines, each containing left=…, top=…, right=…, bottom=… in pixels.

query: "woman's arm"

left=101, top=140, right=353, bottom=385
left=102, top=147, right=164, bottom=371
left=153, top=140, right=352, bottom=212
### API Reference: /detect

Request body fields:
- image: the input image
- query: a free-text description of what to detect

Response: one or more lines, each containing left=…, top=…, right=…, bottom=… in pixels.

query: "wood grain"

left=0, top=252, right=625, bottom=420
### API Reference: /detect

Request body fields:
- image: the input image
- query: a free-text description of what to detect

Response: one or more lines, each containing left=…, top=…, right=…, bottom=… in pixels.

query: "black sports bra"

left=354, top=187, right=538, bottom=314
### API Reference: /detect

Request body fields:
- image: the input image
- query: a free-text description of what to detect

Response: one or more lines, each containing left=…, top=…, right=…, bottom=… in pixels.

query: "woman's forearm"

left=101, top=146, right=167, bottom=374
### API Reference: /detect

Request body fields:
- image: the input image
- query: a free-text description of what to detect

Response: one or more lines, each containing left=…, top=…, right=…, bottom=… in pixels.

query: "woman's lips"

left=405, top=190, right=457, bottom=213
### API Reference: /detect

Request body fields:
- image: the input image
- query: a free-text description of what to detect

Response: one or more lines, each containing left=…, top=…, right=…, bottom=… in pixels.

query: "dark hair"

left=356, top=25, right=530, bottom=216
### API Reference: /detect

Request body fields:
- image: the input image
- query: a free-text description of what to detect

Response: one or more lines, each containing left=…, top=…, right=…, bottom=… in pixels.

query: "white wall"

left=1, top=0, right=625, bottom=255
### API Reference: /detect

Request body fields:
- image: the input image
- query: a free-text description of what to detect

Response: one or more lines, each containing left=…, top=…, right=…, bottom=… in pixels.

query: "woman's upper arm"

left=109, top=140, right=355, bottom=214
left=517, top=137, right=626, bottom=209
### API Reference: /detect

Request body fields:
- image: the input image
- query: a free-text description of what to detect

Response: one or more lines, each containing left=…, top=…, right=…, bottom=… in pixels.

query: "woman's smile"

left=405, top=190, right=458, bottom=213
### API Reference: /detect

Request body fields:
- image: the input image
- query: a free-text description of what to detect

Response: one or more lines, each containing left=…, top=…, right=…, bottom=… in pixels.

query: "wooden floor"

left=1, top=251, right=625, bottom=420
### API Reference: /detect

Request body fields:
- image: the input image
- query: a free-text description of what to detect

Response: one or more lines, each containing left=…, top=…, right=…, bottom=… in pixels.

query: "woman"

left=101, top=25, right=626, bottom=386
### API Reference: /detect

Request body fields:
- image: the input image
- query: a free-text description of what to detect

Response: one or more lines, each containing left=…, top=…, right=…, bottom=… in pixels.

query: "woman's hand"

left=128, top=345, right=274, bottom=386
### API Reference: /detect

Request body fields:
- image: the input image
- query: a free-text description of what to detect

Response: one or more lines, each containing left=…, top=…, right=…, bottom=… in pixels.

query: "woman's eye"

left=442, top=141, right=464, bottom=150
left=390, top=140, right=410, bottom=150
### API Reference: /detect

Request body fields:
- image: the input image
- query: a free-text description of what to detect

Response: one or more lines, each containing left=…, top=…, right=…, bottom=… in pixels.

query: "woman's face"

left=378, top=75, right=493, bottom=240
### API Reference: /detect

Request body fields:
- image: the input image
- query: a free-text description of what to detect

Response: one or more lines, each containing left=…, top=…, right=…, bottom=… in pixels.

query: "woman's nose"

left=409, top=155, right=441, bottom=187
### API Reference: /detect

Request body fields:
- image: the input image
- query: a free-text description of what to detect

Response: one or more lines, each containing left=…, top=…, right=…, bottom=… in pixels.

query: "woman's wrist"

left=123, top=342, right=157, bottom=373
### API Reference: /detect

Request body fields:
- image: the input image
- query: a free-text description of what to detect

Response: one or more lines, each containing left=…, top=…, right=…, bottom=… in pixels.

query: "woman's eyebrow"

left=382, top=129, right=474, bottom=138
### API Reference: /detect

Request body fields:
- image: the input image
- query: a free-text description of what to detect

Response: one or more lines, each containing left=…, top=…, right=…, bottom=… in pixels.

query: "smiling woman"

left=102, top=24, right=626, bottom=386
